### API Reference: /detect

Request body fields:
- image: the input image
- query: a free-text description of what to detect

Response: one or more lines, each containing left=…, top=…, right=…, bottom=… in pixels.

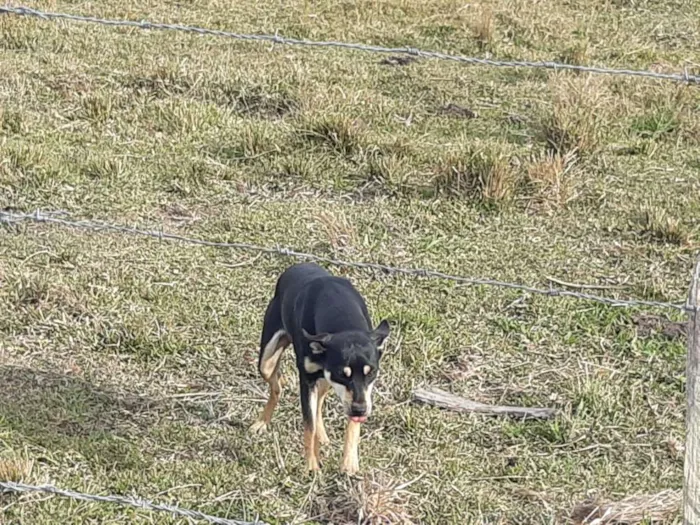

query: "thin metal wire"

left=1, top=5, right=698, bottom=84
left=0, top=481, right=267, bottom=525
left=1, top=210, right=693, bottom=313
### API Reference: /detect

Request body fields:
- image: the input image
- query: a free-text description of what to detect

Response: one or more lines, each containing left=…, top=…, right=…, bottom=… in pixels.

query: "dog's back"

left=274, top=262, right=330, bottom=302
left=275, top=263, right=370, bottom=335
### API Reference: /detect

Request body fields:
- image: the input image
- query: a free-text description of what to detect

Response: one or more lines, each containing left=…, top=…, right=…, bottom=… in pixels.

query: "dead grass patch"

left=299, top=115, right=361, bottom=157
left=0, top=17, right=40, bottom=52
left=312, top=472, right=417, bottom=525
left=559, top=42, right=590, bottom=65
left=571, top=489, right=681, bottom=524
left=77, top=94, right=117, bottom=125
left=634, top=206, right=690, bottom=246
left=312, top=210, right=357, bottom=251
left=541, top=76, right=613, bottom=155
left=471, top=6, right=495, bottom=48
left=211, top=124, right=277, bottom=163
left=0, top=451, right=34, bottom=484
left=525, top=150, right=578, bottom=209
left=127, top=65, right=194, bottom=98
left=433, top=144, right=518, bottom=205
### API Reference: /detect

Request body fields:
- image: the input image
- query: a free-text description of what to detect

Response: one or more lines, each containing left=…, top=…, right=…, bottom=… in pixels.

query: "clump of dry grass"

left=0, top=107, right=24, bottom=134
left=312, top=472, right=418, bottom=525
left=571, top=489, right=681, bottom=524
left=541, top=76, right=612, bottom=155
left=628, top=85, right=696, bottom=145
left=524, top=150, right=578, bottom=209
left=635, top=206, right=690, bottom=246
left=559, top=42, right=590, bottom=65
left=78, top=94, right=116, bottom=125
left=433, top=144, right=518, bottom=205
left=312, top=210, right=357, bottom=251
left=300, top=115, right=361, bottom=157
left=471, top=6, right=495, bottom=48
left=0, top=452, right=34, bottom=484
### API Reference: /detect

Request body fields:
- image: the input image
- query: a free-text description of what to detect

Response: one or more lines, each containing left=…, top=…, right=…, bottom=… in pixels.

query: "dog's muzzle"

left=349, top=402, right=368, bottom=423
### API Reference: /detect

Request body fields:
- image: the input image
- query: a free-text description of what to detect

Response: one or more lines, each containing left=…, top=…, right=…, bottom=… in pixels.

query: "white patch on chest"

left=303, top=357, right=323, bottom=374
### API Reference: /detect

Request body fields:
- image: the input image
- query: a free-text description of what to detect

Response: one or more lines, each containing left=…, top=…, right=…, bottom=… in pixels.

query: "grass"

left=1, top=0, right=699, bottom=523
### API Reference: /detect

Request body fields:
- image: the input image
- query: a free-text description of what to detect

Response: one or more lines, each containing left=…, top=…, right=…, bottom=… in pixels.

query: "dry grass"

left=471, top=6, right=495, bottom=49
left=0, top=0, right=698, bottom=523
left=312, top=210, right=358, bottom=251
left=433, top=144, right=518, bottom=204
left=541, top=76, right=613, bottom=155
left=0, top=452, right=34, bottom=484
left=300, top=116, right=361, bottom=157
left=572, top=489, right=681, bottom=524
left=311, top=472, right=418, bottom=525
left=635, top=206, right=690, bottom=246
left=525, top=150, right=578, bottom=209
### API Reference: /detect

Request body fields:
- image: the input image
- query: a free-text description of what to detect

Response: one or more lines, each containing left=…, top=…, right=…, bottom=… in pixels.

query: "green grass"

left=1, top=0, right=699, bottom=523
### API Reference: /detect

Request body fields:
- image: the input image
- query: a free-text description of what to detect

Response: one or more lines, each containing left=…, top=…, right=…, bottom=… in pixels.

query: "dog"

left=250, top=262, right=390, bottom=475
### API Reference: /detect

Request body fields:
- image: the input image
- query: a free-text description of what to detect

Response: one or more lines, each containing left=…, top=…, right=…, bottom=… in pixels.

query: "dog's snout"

left=350, top=401, right=367, bottom=416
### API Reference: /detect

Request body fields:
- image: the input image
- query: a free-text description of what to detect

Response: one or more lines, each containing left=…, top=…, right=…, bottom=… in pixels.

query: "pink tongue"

left=350, top=416, right=367, bottom=423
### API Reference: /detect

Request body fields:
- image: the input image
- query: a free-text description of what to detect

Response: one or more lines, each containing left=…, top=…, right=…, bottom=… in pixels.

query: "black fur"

left=259, top=262, right=389, bottom=426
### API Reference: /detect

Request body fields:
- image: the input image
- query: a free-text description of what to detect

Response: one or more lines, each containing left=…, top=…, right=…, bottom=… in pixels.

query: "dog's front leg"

left=341, top=420, right=361, bottom=475
left=300, top=381, right=320, bottom=472
left=315, top=379, right=331, bottom=448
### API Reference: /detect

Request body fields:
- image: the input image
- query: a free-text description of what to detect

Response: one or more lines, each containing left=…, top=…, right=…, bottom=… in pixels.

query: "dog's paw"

left=340, top=457, right=360, bottom=476
left=249, top=420, right=268, bottom=434
left=305, top=456, right=321, bottom=473
left=316, top=430, right=330, bottom=446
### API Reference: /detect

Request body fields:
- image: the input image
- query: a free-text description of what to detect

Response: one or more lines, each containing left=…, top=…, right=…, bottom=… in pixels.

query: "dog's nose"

left=350, top=402, right=367, bottom=416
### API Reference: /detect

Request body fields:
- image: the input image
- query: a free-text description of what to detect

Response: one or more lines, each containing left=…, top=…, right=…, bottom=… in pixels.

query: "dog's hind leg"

left=250, top=297, right=289, bottom=434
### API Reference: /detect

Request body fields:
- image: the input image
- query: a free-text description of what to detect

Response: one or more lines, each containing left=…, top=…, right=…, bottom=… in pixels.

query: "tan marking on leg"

left=250, top=368, right=282, bottom=434
left=304, top=425, right=320, bottom=472
left=315, top=379, right=331, bottom=449
left=341, top=420, right=361, bottom=475
left=251, top=333, right=289, bottom=433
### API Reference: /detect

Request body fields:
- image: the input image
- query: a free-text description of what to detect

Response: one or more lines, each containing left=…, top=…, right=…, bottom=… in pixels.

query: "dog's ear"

left=371, top=320, right=391, bottom=350
left=302, top=329, right=332, bottom=355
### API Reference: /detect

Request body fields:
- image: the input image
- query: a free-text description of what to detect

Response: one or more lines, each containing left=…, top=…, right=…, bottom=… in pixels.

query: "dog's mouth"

left=349, top=415, right=367, bottom=423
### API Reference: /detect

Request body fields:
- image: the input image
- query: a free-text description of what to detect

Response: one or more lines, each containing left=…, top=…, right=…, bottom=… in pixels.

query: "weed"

left=299, top=115, right=360, bottom=157
left=635, top=207, right=689, bottom=245
left=525, top=150, right=578, bottom=208
left=541, top=76, right=612, bottom=155
left=433, top=144, right=518, bottom=204
left=472, top=7, right=495, bottom=49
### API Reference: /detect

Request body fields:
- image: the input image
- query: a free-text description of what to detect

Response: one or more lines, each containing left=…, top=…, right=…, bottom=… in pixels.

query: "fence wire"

left=1, top=210, right=693, bottom=313
left=0, top=481, right=267, bottom=525
left=1, top=5, right=698, bottom=84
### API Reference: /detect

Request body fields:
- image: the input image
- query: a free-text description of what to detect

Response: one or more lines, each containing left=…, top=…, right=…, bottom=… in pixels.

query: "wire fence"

left=1, top=210, right=693, bottom=313
left=1, top=5, right=699, bottom=84
left=0, top=481, right=267, bottom=525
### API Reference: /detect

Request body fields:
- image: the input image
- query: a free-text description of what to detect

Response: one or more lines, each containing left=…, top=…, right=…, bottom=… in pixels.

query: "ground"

left=1, top=0, right=699, bottom=523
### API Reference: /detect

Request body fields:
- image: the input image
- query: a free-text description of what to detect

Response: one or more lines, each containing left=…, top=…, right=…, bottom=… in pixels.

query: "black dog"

left=250, top=263, right=390, bottom=474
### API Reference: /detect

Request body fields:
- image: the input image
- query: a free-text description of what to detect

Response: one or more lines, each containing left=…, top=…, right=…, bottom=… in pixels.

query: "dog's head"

left=302, top=320, right=390, bottom=423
